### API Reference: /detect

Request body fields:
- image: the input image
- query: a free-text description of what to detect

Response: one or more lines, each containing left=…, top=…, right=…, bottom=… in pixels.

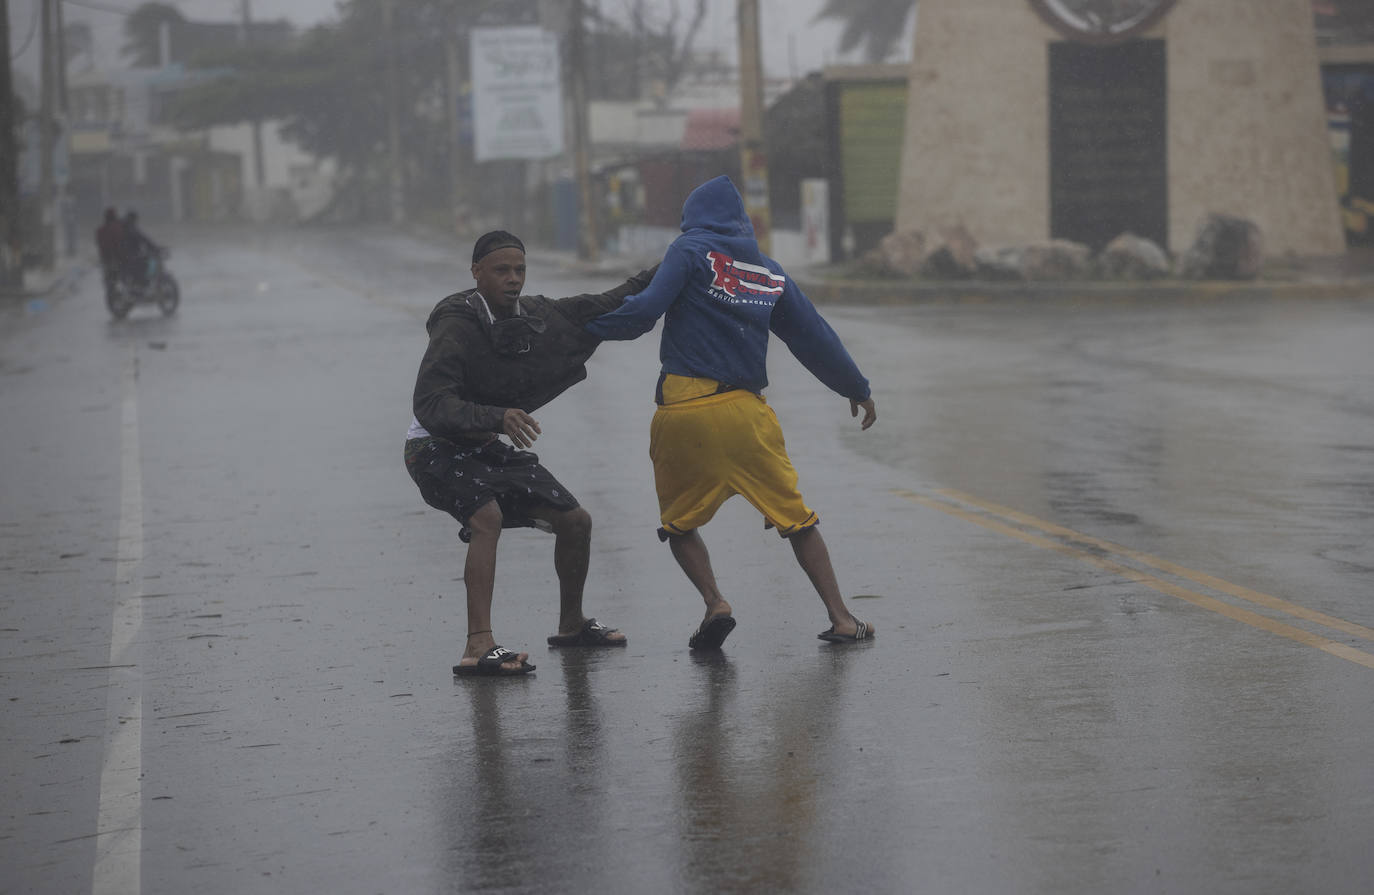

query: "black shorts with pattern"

left=404, top=436, right=580, bottom=530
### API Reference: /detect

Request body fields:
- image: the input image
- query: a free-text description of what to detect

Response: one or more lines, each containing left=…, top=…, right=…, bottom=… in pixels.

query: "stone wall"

left=1166, top=0, right=1344, bottom=255
left=894, top=0, right=1346, bottom=256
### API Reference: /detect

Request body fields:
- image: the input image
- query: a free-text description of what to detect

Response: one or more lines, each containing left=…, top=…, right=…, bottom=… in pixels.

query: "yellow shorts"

left=649, top=375, right=818, bottom=537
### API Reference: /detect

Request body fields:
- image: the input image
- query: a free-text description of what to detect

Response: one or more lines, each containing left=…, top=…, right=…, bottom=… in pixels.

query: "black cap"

left=472, top=230, right=526, bottom=263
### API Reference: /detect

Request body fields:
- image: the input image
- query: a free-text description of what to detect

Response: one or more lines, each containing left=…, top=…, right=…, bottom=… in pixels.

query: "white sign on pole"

left=470, top=26, right=565, bottom=162
left=801, top=178, right=831, bottom=265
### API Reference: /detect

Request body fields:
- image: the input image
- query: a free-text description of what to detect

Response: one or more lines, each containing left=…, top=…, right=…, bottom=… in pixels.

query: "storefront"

left=1321, top=45, right=1374, bottom=243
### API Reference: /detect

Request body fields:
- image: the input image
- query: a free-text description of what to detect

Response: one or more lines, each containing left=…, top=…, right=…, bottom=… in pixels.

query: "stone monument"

left=894, top=0, right=1346, bottom=257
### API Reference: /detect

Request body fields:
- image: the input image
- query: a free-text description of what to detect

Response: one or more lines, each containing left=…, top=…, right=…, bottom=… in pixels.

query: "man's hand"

left=503, top=408, right=541, bottom=448
left=850, top=398, right=877, bottom=431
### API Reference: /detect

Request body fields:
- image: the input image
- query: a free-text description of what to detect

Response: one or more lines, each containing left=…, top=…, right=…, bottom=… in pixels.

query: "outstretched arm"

left=555, top=264, right=660, bottom=325
left=584, top=244, right=692, bottom=340
left=770, top=280, right=872, bottom=412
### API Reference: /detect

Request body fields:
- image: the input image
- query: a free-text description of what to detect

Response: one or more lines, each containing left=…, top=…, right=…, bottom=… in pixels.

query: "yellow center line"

left=893, top=489, right=1374, bottom=671
left=935, top=487, right=1374, bottom=643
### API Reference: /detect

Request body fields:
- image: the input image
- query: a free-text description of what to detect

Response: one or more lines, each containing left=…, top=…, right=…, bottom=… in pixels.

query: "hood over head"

left=425, top=288, right=480, bottom=333
left=680, top=175, right=754, bottom=238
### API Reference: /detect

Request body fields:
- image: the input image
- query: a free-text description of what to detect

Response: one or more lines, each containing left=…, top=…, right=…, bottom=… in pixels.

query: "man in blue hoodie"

left=586, top=176, right=877, bottom=650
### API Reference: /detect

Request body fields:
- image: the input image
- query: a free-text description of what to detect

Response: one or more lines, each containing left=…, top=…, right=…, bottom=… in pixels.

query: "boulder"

left=863, top=229, right=927, bottom=278
left=973, top=246, right=1026, bottom=280
left=1018, top=239, right=1094, bottom=281
left=1097, top=232, right=1172, bottom=280
left=1179, top=214, right=1264, bottom=280
left=919, top=224, right=979, bottom=279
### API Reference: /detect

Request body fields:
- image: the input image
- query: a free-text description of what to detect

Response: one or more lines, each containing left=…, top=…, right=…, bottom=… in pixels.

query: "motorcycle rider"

left=94, top=208, right=124, bottom=301
left=120, top=210, right=162, bottom=291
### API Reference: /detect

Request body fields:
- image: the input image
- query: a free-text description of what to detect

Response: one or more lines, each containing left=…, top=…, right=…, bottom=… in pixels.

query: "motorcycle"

left=106, top=248, right=180, bottom=320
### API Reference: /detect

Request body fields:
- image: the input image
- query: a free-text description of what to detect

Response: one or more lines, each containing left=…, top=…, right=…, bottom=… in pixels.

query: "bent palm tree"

left=814, top=0, right=915, bottom=64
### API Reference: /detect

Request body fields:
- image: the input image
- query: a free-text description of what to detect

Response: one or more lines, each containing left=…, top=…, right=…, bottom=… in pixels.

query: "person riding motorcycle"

left=102, top=209, right=179, bottom=319
left=94, top=208, right=124, bottom=302
left=120, top=210, right=162, bottom=291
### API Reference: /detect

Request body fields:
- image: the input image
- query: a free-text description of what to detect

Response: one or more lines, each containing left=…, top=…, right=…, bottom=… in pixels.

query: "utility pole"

left=446, top=33, right=464, bottom=235
left=568, top=0, right=597, bottom=261
left=38, top=0, right=54, bottom=269
left=0, top=0, right=21, bottom=288
left=382, top=0, right=405, bottom=225
left=240, top=0, right=265, bottom=192
left=54, top=0, right=66, bottom=110
left=54, top=0, right=71, bottom=256
left=737, top=0, right=770, bottom=252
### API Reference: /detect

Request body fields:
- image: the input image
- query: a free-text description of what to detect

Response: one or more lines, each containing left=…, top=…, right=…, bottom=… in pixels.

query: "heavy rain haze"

left=15, top=0, right=911, bottom=78
left=5, top=1, right=1374, bottom=893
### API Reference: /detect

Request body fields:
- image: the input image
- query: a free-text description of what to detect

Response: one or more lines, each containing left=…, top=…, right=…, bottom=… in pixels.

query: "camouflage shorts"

left=404, top=436, right=579, bottom=530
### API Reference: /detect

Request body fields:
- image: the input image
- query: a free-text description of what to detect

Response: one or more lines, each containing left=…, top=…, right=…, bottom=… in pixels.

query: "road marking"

left=894, top=488, right=1374, bottom=671
left=93, top=349, right=145, bottom=895
left=936, top=488, right=1374, bottom=643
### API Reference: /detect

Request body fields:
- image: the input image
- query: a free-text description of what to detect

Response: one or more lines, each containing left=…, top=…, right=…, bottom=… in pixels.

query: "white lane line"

left=93, top=348, right=144, bottom=895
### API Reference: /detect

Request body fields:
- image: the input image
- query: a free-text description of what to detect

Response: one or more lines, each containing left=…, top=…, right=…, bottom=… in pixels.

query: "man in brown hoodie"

left=404, top=230, right=656, bottom=676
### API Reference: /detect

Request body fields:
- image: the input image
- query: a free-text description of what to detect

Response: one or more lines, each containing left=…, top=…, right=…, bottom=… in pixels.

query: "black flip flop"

left=817, top=619, right=874, bottom=644
left=546, top=618, right=627, bottom=647
left=453, top=646, right=535, bottom=676
left=688, top=614, right=736, bottom=650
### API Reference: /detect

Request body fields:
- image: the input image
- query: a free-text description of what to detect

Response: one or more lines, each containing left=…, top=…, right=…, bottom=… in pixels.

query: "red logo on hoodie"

left=708, top=251, right=742, bottom=296
left=706, top=251, right=785, bottom=304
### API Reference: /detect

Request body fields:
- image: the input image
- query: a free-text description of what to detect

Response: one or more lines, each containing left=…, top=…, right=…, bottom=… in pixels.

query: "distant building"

left=1318, top=10, right=1374, bottom=242
left=63, top=17, right=334, bottom=227
left=579, top=72, right=793, bottom=258
left=748, top=0, right=1374, bottom=261
left=750, top=65, right=912, bottom=261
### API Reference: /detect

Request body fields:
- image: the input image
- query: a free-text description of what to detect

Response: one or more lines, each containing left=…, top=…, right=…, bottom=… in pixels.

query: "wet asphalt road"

left=2, top=227, right=1372, bottom=895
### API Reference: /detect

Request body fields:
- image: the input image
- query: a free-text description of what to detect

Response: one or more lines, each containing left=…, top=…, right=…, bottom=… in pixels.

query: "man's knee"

left=466, top=501, right=504, bottom=536
left=657, top=524, right=692, bottom=543
left=553, top=506, right=592, bottom=538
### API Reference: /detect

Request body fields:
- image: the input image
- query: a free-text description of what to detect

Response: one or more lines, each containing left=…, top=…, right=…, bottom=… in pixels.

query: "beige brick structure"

left=894, top=0, right=1346, bottom=256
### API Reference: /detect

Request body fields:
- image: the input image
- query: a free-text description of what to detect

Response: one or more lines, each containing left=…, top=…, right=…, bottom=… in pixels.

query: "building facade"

left=893, top=0, right=1346, bottom=257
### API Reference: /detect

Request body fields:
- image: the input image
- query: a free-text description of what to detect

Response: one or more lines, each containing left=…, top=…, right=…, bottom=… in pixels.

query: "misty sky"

left=10, top=0, right=913, bottom=81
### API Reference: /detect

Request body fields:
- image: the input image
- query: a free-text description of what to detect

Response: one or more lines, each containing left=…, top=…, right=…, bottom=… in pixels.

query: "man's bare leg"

left=534, top=506, right=626, bottom=642
left=789, top=525, right=872, bottom=637
left=457, top=501, right=527, bottom=670
left=668, top=530, right=733, bottom=623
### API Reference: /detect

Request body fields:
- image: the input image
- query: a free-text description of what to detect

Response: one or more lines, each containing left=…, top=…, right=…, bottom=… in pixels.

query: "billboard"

left=470, top=26, right=564, bottom=162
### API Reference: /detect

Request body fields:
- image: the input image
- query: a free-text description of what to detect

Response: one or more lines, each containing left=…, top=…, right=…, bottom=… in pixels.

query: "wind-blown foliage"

left=122, top=3, right=185, bottom=68
left=814, top=0, right=915, bottom=64
left=156, top=0, right=711, bottom=221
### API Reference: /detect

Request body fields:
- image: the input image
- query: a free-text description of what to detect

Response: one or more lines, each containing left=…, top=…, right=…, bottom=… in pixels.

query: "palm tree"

left=122, top=3, right=186, bottom=68
left=814, top=0, right=915, bottom=64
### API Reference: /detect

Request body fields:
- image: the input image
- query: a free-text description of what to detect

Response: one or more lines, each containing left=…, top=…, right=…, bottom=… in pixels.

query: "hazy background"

left=11, top=0, right=914, bottom=80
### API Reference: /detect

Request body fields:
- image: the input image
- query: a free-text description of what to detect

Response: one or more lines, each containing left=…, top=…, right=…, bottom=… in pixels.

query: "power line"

left=11, top=0, right=141, bottom=63
left=62, top=0, right=144, bottom=17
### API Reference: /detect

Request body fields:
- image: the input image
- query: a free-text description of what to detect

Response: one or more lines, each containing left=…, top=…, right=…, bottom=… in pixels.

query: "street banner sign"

left=470, top=26, right=565, bottom=162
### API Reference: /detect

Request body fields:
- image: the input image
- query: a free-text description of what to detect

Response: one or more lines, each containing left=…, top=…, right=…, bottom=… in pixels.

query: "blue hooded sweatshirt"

left=585, top=175, right=871, bottom=402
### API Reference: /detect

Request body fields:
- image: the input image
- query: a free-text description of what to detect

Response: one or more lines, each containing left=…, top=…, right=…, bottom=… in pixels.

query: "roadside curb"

left=532, top=242, right=1374, bottom=304
left=0, top=261, right=89, bottom=304
left=793, top=275, right=1374, bottom=304
left=539, top=253, right=662, bottom=280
